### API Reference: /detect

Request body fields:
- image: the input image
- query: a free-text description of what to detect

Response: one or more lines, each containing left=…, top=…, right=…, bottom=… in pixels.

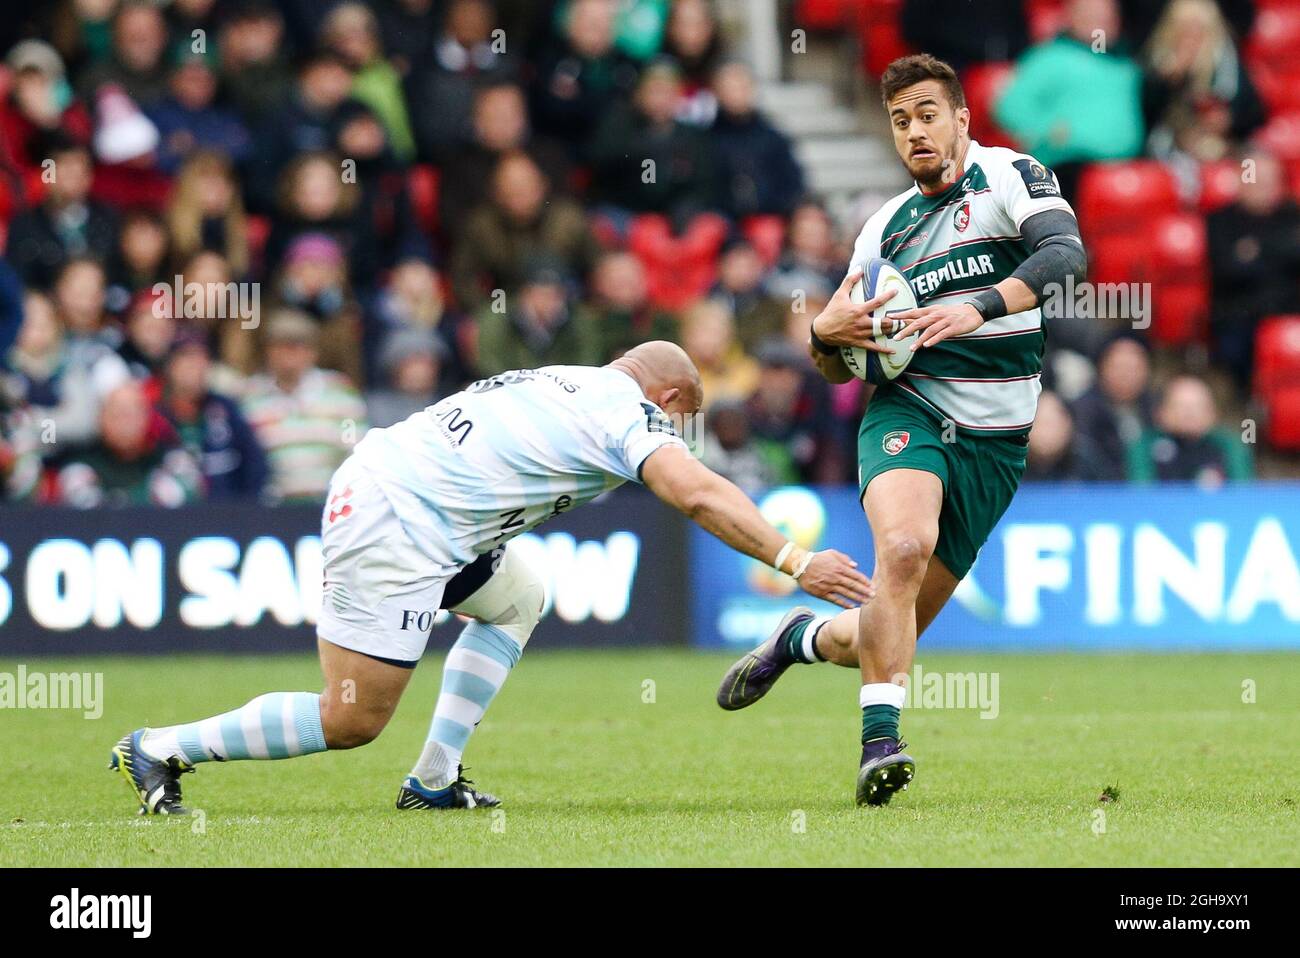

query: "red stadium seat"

left=407, top=164, right=440, bottom=239
left=629, top=213, right=728, bottom=310
left=1150, top=212, right=1207, bottom=271
left=1254, top=314, right=1300, bottom=396
left=854, top=0, right=915, bottom=79
left=741, top=215, right=785, bottom=267
left=1088, top=231, right=1151, bottom=288
left=1025, top=0, right=1067, bottom=42
left=963, top=62, right=1018, bottom=149
left=1149, top=213, right=1209, bottom=346
left=794, top=0, right=849, bottom=30
left=1246, top=6, right=1300, bottom=68
left=1198, top=158, right=1243, bottom=213
left=1076, top=161, right=1182, bottom=237
left=1262, top=382, right=1300, bottom=449
left=1250, top=61, right=1300, bottom=114
left=1255, top=111, right=1300, bottom=160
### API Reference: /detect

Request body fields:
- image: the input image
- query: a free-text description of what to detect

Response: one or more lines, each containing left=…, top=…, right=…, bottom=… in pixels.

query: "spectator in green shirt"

left=995, top=0, right=1145, bottom=197
left=1126, top=374, right=1253, bottom=486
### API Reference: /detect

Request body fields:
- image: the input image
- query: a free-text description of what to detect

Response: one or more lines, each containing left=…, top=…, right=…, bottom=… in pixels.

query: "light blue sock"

left=140, top=692, right=327, bottom=763
left=411, top=622, right=522, bottom=787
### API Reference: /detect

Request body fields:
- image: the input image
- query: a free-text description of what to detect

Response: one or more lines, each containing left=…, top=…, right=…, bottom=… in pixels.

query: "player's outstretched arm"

left=641, top=445, right=874, bottom=609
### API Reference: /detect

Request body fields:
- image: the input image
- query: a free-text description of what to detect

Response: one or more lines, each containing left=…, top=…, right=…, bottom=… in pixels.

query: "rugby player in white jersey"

left=109, top=341, right=873, bottom=813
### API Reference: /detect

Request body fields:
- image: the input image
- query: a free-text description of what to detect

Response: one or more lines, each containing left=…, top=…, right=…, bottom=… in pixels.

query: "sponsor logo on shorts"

left=953, top=201, right=971, bottom=232
left=882, top=430, right=910, bottom=455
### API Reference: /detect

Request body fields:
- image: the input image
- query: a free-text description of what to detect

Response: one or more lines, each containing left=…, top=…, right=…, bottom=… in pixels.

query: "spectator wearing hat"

left=88, top=82, right=173, bottom=211
left=1126, top=374, right=1252, bottom=486
left=270, top=232, right=364, bottom=386
left=264, top=150, right=378, bottom=290
left=474, top=258, right=602, bottom=374
left=240, top=309, right=367, bottom=503
left=0, top=40, right=94, bottom=188
left=4, top=135, right=117, bottom=289
left=157, top=326, right=267, bottom=501
left=450, top=151, right=599, bottom=313
left=145, top=43, right=252, bottom=175
left=365, top=325, right=449, bottom=428
left=745, top=336, right=841, bottom=484
left=50, top=379, right=202, bottom=508
left=710, top=60, right=805, bottom=219
left=1071, top=332, right=1157, bottom=481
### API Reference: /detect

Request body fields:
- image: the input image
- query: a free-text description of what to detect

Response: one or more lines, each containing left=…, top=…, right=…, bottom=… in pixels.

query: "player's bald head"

left=609, top=340, right=703, bottom=414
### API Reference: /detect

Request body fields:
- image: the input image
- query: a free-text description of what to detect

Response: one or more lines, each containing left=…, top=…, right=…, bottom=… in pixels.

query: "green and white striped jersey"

left=848, top=140, right=1075, bottom=435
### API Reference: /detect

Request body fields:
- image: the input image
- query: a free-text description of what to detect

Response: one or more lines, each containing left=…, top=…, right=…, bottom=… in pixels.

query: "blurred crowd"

left=0, top=0, right=1292, bottom=509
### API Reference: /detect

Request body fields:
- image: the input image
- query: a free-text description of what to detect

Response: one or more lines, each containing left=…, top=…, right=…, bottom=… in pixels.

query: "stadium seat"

left=740, top=214, right=785, bottom=267
left=962, top=62, right=1018, bottom=149
left=854, top=0, right=915, bottom=79
left=1198, top=158, right=1243, bottom=213
left=407, top=164, right=440, bottom=239
left=794, top=0, right=849, bottom=30
left=1025, top=0, right=1067, bottom=42
left=1088, top=231, right=1151, bottom=289
left=1148, top=213, right=1210, bottom=346
left=1263, top=382, right=1300, bottom=449
left=1246, top=6, right=1300, bottom=69
left=629, top=213, right=728, bottom=310
left=1254, top=314, right=1300, bottom=397
left=1076, top=161, right=1182, bottom=237
left=1250, top=61, right=1300, bottom=114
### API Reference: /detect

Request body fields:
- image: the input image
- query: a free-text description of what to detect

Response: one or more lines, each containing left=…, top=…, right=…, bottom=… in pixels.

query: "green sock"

left=861, top=704, right=900, bottom=743
left=779, top=617, right=825, bottom=664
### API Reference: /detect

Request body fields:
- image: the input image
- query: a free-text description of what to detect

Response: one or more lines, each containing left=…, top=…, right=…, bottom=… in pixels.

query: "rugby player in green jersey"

left=716, top=54, right=1089, bottom=806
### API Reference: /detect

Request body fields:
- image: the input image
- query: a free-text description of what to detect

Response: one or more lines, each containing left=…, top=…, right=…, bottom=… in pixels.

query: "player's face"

left=887, top=80, right=969, bottom=190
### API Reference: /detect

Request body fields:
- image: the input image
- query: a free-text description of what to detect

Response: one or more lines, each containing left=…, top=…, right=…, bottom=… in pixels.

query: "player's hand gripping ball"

left=839, top=258, right=920, bottom=384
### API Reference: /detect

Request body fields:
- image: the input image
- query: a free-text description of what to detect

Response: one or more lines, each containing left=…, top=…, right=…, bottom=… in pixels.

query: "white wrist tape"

left=791, top=550, right=814, bottom=580
left=773, top=541, right=795, bottom=573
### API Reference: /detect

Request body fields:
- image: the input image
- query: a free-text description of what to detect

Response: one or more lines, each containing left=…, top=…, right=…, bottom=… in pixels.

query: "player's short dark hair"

left=880, top=53, right=965, bottom=110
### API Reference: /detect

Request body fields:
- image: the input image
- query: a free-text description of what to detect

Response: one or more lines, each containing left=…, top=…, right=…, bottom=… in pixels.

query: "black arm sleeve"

left=1012, top=208, right=1088, bottom=300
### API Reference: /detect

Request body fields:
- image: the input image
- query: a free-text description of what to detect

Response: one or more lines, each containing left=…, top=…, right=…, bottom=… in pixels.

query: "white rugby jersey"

left=848, top=140, right=1076, bottom=435
left=352, top=365, right=686, bottom=569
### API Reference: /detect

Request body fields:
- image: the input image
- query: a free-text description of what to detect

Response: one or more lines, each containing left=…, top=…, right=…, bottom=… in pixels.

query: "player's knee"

left=319, top=698, right=389, bottom=750
left=877, top=532, right=933, bottom=579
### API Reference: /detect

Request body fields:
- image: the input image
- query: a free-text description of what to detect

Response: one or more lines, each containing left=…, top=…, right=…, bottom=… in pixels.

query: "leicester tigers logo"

left=882, top=431, right=910, bottom=455
left=954, top=201, right=971, bottom=233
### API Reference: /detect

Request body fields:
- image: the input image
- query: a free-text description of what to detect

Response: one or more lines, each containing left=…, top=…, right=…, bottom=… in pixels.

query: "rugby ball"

left=840, top=257, right=920, bottom=384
